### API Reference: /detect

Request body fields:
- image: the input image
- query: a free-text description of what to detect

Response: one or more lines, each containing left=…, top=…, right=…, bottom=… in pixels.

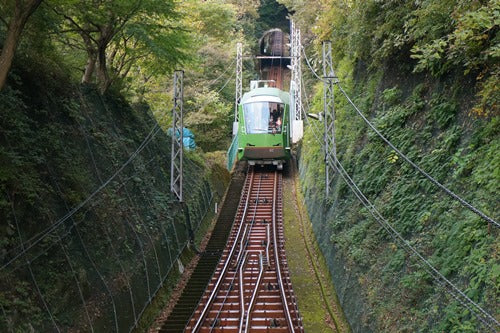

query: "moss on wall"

left=298, top=64, right=499, bottom=331
left=0, top=65, right=229, bottom=332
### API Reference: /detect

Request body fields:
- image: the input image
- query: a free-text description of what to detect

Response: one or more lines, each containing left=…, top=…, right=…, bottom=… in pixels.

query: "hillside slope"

left=290, top=0, right=499, bottom=331
left=0, top=64, right=227, bottom=332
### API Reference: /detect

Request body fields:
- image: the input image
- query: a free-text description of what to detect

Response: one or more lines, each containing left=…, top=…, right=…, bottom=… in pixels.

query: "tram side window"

left=243, top=102, right=284, bottom=134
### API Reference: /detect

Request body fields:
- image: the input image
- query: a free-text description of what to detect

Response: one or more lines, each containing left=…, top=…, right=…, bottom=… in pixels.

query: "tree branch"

left=51, top=6, right=98, bottom=44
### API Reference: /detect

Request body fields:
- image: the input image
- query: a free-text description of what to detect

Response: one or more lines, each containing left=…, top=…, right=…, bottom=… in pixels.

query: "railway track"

left=159, top=167, right=246, bottom=333
left=184, top=166, right=303, bottom=333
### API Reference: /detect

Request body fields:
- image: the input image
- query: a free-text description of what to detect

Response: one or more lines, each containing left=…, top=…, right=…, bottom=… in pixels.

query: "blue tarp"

left=168, top=127, right=196, bottom=150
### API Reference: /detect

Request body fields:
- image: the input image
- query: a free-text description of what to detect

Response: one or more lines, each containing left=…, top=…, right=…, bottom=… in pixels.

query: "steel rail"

left=207, top=173, right=265, bottom=333
left=208, top=174, right=265, bottom=332
left=243, top=252, right=265, bottom=333
left=189, top=168, right=302, bottom=332
left=272, top=171, right=295, bottom=332
left=238, top=252, right=249, bottom=330
left=191, top=170, right=255, bottom=332
left=194, top=168, right=266, bottom=332
left=234, top=224, right=249, bottom=267
left=237, top=250, right=264, bottom=332
left=266, top=223, right=271, bottom=268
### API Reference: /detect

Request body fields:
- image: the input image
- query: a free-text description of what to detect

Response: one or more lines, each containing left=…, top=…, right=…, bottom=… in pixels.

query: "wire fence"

left=0, top=90, right=214, bottom=332
left=299, top=46, right=499, bottom=332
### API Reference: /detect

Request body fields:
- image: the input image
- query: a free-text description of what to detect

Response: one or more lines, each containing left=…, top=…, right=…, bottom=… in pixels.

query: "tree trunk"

left=0, top=0, right=43, bottom=91
left=96, top=44, right=111, bottom=94
left=80, top=31, right=97, bottom=84
left=96, top=25, right=114, bottom=94
left=81, top=50, right=97, bottom=84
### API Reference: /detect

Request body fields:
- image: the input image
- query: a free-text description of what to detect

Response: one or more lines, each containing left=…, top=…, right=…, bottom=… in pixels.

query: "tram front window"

left=244, top=102, right=283, bottom=134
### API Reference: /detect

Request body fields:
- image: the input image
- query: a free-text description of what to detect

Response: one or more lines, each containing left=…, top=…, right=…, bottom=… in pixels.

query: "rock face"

left=297, top=63, right=498, bottom=332
left=0, top=68, right=229, bottom=332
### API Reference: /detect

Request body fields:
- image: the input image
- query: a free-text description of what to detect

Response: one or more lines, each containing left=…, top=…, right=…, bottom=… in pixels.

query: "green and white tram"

left=236, top=83, right=291, bottom=170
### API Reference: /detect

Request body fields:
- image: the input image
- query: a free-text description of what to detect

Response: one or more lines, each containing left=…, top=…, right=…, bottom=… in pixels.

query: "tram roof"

left=241, top=87, right=290, bottom=105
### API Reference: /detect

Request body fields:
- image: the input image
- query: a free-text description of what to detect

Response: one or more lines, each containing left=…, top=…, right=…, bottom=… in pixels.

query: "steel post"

left=290, top=20, right=303, bottom=144
left=322, top=41, right=337, bottom=196
left=171, top=70, right=184, bottom=202
left=235, top=42, right=243, bottom=123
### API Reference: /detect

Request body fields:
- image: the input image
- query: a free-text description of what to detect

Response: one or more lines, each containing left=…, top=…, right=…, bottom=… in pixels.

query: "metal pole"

left=171, top=70, right=184, bottom=202
left=292, top=21, right=302, bottom=122
left=322, top=41, right=337, bottom=196
left=235, top=42, right=243, bottom=123
left=290, top=20, right=303, bottom=144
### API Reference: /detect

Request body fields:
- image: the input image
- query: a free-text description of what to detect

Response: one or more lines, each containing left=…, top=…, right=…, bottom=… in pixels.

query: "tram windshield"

left=243, top=102, right=284, bottom=134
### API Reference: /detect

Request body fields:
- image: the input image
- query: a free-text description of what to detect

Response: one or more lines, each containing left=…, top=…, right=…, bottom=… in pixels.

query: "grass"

left=282, top=164, right=351, bottom=333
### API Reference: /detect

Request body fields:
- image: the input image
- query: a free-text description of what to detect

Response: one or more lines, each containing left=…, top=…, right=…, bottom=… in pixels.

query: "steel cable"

left=75, top=112, right=141, bottom=326
left=49, top=162, right=120, bottom=332
left=73, top=220, right=120, bottom=332
left=336, top=83, right=499, bottom=228
left=55, top=232, right=95, bottom=332
left=331, top=155, right=499, bottom=331
left=207, top=58, right=236, bottom=88
left=4, top=60, right=234, bottom=271
left=100, top=218, right=139, bottom=326
left=0, top=124, right=161, bottom=271
left=120, top=174, right=163, bottom=287
left=300, top=85, right=499, bottom=331
left=301, top=46, right=498, bottom=228
left=8, top=194, right=62, bottom=333
left=208, top=171, right=265, bottom=333
left=49, top=169, right=96, bottom=332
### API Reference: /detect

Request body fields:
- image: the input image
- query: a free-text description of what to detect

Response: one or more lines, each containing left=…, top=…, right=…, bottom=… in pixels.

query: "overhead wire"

left=207, top=58, right=236, bottom=88
left=336, top=83, right=499, bottom=228
left=5, top=56, right=235, bottom=271
left=332, top=155, right=499, bottom=331
left=178, top=60, right=236, bottom=174
left=302, top=95, right=499, bottom=331
left=1, top=124, right=161, bottom=271
left=301, top=46, right=499, bottom=228
left=301, top=46, right=326, bottom=82
left=2, top=57, right=231, bottom=331
left=299, top=52, right=499, bottom=330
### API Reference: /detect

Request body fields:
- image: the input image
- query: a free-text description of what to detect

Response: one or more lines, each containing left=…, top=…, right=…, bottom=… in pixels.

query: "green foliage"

left=294, top=1, right=499, bottom=330
left=411, top=39, right=449, bottom=75
left=428, top=96, right=458, bottom=129
left=381, top=87, right=402, bottom=107
left=0, top=63, right=223, bottom=331
left=185, top=89, right=232, bottom=152
left=0, top=1, right=264, bottom=329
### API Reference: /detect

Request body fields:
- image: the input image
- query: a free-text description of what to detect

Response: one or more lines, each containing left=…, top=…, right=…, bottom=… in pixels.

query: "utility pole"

left=171, top=70, right=184, bottom=202
left=322, top=41, right=338, bottom=196
left=233, top=42, right=243, bottom=136
left=290, top=20, right=303, bottom=143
